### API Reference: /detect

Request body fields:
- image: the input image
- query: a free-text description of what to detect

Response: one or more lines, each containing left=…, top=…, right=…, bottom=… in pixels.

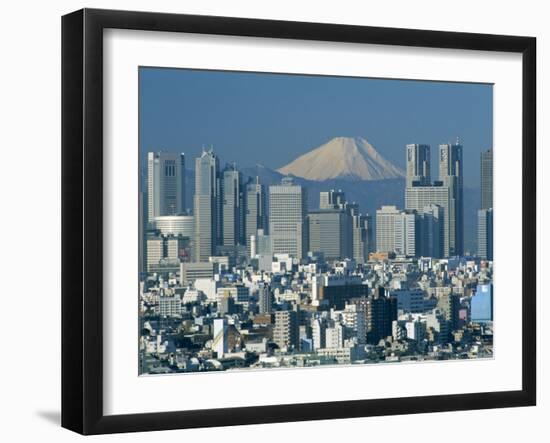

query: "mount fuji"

left=277, top=136, right=405, bottom=181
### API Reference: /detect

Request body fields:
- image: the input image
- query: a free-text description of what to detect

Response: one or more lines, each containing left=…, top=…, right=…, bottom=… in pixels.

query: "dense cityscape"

left=139, top=140, right=494, bottom=375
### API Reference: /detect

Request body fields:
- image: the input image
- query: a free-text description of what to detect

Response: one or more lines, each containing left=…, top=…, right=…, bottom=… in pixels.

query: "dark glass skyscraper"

left=221, top=165, right=245, bottom=247
left=480, top=149, right=493, bottom=210
left=477, top=208, right=493, bottom=260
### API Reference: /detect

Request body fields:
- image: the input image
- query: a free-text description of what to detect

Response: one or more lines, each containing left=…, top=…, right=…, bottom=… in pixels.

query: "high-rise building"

left=139, top=190, right=147, bottom=274
left=342, top=302, right=368, bottom=344
left=477, top=208, right=493, bottom=260
left=393, top=211, right=418, bottom=257
left=307, top=209, right=352, bottom=260
left=258, top=283, right=272, bottom=314
left=146, top=236, right=164, bottom=273
left=436, top=292, right=462, bottom=331
left=367, top=288, right=398, bottom=345
left=480, top=149, right=493, bottom=210
left=250, top=229, right=271, bottom=257
left=405, top=183, right=453, bottom=256
left=319, top=189, right=346, bottom=209
left=351, top=213, right=372, bottom=264
left=392, top=289, right=425, bottom=313
left=376, top=205, right=401, bottom=254
left=269, top=178, right=308, bottom=260
left=406, top=144, right=431, bottom=187
left=311, top=318, right=325, bottom=350
left=375, top=206, right=418, bottom=256
left=419, top=204, right=444, bottom=258
left=273, top=310, right=299, bottom=351
left=147, top=152, right=186, bottom=222
left=439, top=142, right=463, bottom=255
left=471, top=283, right=493, bottom=323
left=404, top=142, right=463, bottom=257
left=325, top=323, right=344, bottom=348
left=245, top=177, right=268, bottom=255
left=221, top=165, right=245, bottom=247
left=194, top=150, right=220, bottom=261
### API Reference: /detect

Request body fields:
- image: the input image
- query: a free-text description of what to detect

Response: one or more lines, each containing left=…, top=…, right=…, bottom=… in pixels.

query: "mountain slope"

left=277, top=136, right=405, bottom=181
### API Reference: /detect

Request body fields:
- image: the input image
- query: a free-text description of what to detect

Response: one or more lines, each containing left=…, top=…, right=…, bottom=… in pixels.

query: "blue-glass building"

left=471, top=283, right=493, bottom=323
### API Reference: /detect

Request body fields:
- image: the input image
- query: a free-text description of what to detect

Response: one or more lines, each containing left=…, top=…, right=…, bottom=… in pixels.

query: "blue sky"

left=139, top=67, right=492, bottom=186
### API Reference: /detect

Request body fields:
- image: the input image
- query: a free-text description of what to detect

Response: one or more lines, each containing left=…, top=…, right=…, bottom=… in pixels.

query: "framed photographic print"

left=61, top=8, right=536, bottom=435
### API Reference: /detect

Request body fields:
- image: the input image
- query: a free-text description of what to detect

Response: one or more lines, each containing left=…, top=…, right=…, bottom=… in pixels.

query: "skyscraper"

left=477, top=208, right=493, bottom=260
left=405, top=184, right=452, bottom=256
left=439, top=142, right=463, bottom=255
left=376, top=206, right=420, bottom=257
left=307, top=209, right=352, bottom=260
left=419, top=204, right=444, bottom=258
left=194, top=149, right=220, bottom=261
left=351, top=213, right=372, bottom=264
left=405, top=142, right=463, bottom=257
left=221, top=165, right=245, bottom=247
left=319, top=189, right=346, bottom=209
left=480, top=149, right=493, bottom=210
left=139, top=190, right=147, bottom=274
left=406, top=144, right=431, bottom=187
left=269, top=178, right=308, bottom=259
left=375, top=205, right=401, bottom=254
left=245, top=177, right=268, bottom=254
left=393, top=211, right=418, bottom=257
left=147, top=152, right=186, bottom=223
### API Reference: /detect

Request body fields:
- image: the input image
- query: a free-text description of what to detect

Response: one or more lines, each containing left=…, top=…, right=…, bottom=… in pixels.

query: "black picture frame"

left=61, top=8, right=536, bottom=435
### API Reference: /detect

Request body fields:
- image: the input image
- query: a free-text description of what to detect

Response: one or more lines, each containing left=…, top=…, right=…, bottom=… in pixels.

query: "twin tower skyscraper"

left=404, top=142, right=464, bottom=257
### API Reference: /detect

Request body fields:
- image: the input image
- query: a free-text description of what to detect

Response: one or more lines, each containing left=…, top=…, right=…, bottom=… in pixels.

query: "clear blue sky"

left=139, top=67, right=492, bottom=186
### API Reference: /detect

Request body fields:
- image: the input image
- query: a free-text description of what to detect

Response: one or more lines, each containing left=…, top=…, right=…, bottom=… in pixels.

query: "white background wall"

left=0, top=0, right=546, bottom=441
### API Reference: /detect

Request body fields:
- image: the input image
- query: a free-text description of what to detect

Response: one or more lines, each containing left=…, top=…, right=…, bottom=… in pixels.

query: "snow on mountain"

left=277, top=136, right=405, bottom=181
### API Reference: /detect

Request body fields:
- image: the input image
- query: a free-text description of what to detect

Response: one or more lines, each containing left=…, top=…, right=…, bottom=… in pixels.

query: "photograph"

left=138, top=67, right=494, bottom=375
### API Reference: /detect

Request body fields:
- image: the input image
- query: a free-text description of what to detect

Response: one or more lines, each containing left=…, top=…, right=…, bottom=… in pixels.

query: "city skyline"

left=138, top=68, right=493, bottom=376
left=139, top=67, right=492, bottom=187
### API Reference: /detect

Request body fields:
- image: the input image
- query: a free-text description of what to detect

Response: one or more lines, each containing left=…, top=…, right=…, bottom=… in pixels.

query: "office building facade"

left=194, top=150, right=221, bottom=261
left=273, top=310, right=299, bottom=351
left=221, top=165, right=245, bottom=247
left=480, top=148, right=493, bottom=210
left=308, top=209, right=352, bottom=260
left=477, top=208, right=493, bottom=260
left=376, top=206, right=418, bottom=257
left=269, top=178, right=308, bottom=260
left=406, top=144, right=431, bottom=187
left=147, top=151, right=186, bottom=222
